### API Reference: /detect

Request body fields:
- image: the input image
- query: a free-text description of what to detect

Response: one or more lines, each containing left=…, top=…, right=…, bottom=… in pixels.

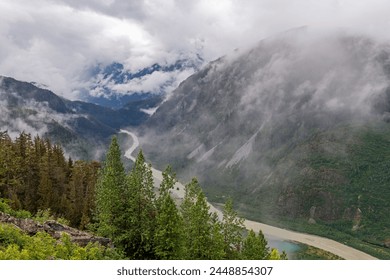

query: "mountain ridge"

left=140, top=29, right=390, bottom=254
left=0, top=75, right=160, bottom=159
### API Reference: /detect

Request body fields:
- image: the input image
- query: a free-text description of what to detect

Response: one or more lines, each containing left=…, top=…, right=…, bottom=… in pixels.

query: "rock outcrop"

left=0, top=212, right=111, bottom=247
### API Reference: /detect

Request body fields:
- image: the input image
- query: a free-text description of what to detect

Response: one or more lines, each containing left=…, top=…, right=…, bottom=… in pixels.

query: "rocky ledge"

left=0, top=212, right=111, bottom=247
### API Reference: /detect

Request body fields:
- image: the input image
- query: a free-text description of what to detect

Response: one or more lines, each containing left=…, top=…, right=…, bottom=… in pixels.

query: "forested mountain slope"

left=141, top=29, right=390, bottom=253
left=0, top=76, right=161, bottom=159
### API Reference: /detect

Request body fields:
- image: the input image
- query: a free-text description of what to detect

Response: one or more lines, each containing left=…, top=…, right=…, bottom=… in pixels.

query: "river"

left=119, top=129, right=377, bottom=260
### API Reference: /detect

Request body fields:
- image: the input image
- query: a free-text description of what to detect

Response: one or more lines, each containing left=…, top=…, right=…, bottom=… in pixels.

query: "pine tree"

left=180, top=178, right=217, bottom=259
left=206, top=212, right=225, bottom=259
left=241, top=229, right=269, bottom=260
left=37, top=152, right=53, bottom=210
left=156, top=165, right=176, bottom=211
left=120, top=150, right=156, bottom=259
left=221, top=198, right=245, bottom=259
left=154, top=166, right=183, bottom=259
left=154, top=193, right=183, bottom=259
left=0, top=132, right=21, bottom=208
left=80, top=161, right=100, bottom=230
left=94, top=136, right=126, bottom=240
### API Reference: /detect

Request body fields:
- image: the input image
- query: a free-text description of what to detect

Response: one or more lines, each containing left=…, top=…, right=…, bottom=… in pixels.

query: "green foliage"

left=222, top=198, right=245, bottom=259
left=0, top=223, right=120, bottom=260
left=94, top=144, right=158, bottom=259
left=95, top=136, right=127, bottom=239
left=203, top=124, right=390, bottom=259
left=0, top=131, right=98, bottom=228
left=180, top=178, right=213, bottom=259
left=241, top=230, right=269, bottom=259
left=92, top=138, right=285, bottom=260
left=34, top=209, right=69, bottom=225
left=0, top=198, right=31, bottom=219
left=294, top=244, right=343, bottom=260
left=120, top=150, right=157, bottom=259
left=154, top=193, right=183, bottom=259
left=154, top=166, right=183, bottom=259
left=2, top=131, right=287, bottom=260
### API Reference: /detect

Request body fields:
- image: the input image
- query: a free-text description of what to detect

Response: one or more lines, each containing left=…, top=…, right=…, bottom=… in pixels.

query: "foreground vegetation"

left=93, top=136, right=286, bottom=260
left=0, top=131, right=285, bottom=260
left=0, top=223, right=120, bottom=260
left=0, top=131, right=98, bottom=229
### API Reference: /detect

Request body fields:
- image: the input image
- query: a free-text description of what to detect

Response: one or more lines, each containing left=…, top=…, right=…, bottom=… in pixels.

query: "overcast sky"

left=1, top=0, right=390, bottom=100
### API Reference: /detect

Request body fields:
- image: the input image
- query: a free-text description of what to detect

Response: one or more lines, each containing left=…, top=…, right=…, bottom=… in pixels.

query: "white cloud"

left=1, top=0, right=390, bottom=100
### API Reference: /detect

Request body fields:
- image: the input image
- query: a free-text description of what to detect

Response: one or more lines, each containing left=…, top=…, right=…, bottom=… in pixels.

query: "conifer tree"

left=241, top=229, right=269, bottom=260
left=154, top=193, right=183, bottom=259
left=94, top=136, right=126, bottom=240
left=121, top=150, right=156, bottom=259
left=154, top=166, right=183, bottom=259
left=206, top=212, right=225, bottom=259
left=80, top=161, right=100, bottom=230
left=181, top=178, right=217, bottom=259
left=156, top=165, right=176, bottom=211
left=221, top=198, right=245, bottom=259
left=37, top=152, right=53, bottom=210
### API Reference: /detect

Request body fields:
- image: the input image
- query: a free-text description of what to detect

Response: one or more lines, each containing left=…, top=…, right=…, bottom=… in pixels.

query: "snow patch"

left=187, top=144, right=205, bottom=160
left=226, top=130, right=260, bottom=168
left=218, top=159, right=227, bottom=168
left=197, top=144, right=219, bottom=163
left=140, top=106, right=158, bottom=116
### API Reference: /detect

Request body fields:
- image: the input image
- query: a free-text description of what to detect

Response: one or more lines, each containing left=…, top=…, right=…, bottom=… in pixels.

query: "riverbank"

left=120, top=129, right=377, bottom=260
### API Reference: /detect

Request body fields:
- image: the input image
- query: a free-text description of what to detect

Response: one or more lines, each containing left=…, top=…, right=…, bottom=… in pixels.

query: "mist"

left=0, top=76, right=110, bottom=160
left=134, top=28, right=390, bottom=224
left=2, top=1, right=390, bottom=100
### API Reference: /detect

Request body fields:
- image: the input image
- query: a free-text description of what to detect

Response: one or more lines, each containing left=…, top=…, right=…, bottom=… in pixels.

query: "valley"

left=140, top=29, right=390, bottom=259
left=120, top=129, right=377, bottom=260
left=1, top=28, right=390, bottom=260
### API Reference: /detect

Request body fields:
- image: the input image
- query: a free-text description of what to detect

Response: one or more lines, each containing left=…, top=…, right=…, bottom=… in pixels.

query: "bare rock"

left=0, top=212, right=111, bottom=247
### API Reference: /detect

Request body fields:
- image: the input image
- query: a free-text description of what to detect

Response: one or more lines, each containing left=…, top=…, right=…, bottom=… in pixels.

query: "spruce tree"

left=94, top=136, right=126, bottom=240
left=122, top=150, right=156, bottom=259
left=221, top=198, right=245, bottom=259
left=154, top=166, right=183, bottom=259
left=181, top=178, right=217, bottom=259
left=241, top=229, right=269, bottom=260
left=37, top=152, right=53, bottom=210
left=154, top=193, right=183, bottom=259
left=206, top=212, right=225, bottom=259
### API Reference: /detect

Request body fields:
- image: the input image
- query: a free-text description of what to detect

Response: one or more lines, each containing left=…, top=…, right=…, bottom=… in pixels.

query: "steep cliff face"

left=141, top=29, right=390, bottom=244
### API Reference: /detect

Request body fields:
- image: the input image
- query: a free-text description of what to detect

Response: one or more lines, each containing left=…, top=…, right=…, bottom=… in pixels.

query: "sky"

left=1, top=0, right=390, bottom=100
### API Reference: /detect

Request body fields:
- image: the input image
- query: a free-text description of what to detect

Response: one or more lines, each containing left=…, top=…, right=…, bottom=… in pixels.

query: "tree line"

left=1, top=131, right=286, bottom=259
left=94, top=136, right=286, bottom=260
left=0, top=131, right=97, bottom=229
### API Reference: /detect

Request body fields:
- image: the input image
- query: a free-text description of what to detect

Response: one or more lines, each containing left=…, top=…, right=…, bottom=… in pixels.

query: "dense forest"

left=0, top=131, right=285, bottom=260
left=0, top=131, right=98, bottom=229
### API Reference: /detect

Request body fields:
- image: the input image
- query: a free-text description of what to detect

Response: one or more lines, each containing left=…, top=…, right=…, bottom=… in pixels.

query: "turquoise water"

left=267, top=237, right=302, bottom=259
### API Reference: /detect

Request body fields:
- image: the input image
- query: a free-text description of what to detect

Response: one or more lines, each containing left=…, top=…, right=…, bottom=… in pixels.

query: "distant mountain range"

left=0, top=75, right=161, bottom=159
left=141, top=28, right=390, bottom=254
left=79, top=55, right=203, bottom=109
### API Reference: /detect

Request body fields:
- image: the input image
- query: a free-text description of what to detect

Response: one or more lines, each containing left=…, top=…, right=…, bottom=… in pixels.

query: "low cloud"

left=1, top=1, right=390, bottom=100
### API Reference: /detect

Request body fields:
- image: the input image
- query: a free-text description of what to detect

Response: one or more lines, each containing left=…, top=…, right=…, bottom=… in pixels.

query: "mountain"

left=141, top=29, right=390, bottom=253
left=0, top=76, right=158, bottom=159
left=79, top=56, right=203, bottom=109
